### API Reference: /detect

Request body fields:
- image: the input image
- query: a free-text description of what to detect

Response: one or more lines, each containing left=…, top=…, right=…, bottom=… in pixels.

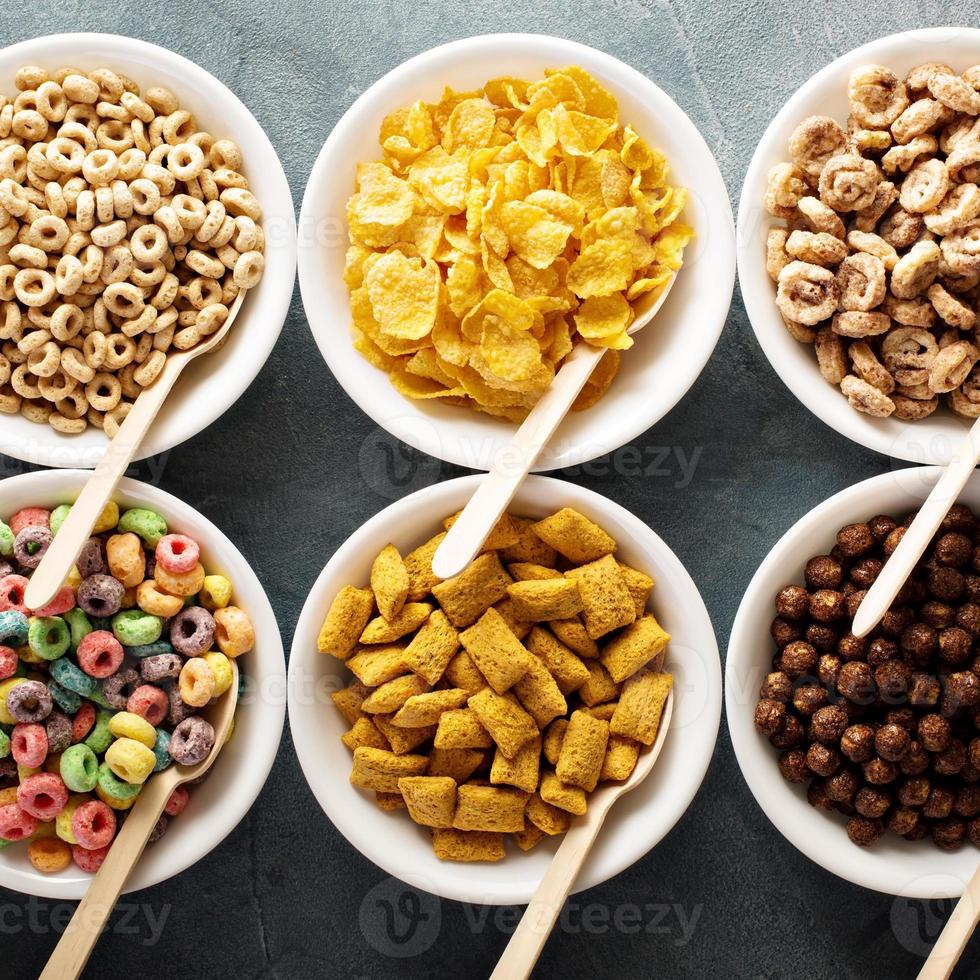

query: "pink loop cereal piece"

left=76, top=630, right=124, bottom=678
left=10, top=507, right=50, bottom=535
left=165, top=786, right=189, bottom=817
left=126, top=684, right=168, bottom=727
left=0, top=645, right=17, bottom=680
left=71, top=799, right=116, bottom=850
left=0, top=802, right=38, bottom=841
left=71, top=701, right=96, bottom=742
left=155, top=534, right=200, bottom=575
left=31, top=584, right=76, bottom=618
left=0, top=574, right=30, bottom=614
left=11, top=722, right=48, bottom=768
left=72, top=842, right=110, bottom=873
left=17, top=772, right=68, bottom=820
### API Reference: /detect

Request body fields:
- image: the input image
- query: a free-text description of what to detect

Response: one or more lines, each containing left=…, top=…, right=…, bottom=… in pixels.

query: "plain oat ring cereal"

left=764, top=60, right=980, bottom=423
left=0, top=64, right=266, bottom=436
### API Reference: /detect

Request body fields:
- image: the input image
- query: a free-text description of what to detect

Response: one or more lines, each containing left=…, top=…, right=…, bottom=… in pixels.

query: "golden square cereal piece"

left=434, top=708, right=493, bottom=749
left=444, top=651, right=487, bottom=695
left=346, top=644, right=410, bottom=687
left=375, top=792, right=406, bottom=811
left=531, top=508, right=617, bottom=564
left=318, top=585, right=375, bottom=659
left=542, top=718, right=568, bottom=767
left=370, top=544, right=410, bottom=622
left=565, top=555, right=635, bottom=639
left=427, top=747, right=486, bottom=782
left=578, top=660, right=621, bottom=707
left=403, top=610, right=460, bottom=685
left=513, top=823, right=544, bottom=851
left=341, top=716, right=389, bottom=752
left=398, top=775, right=458, bottom=828
left=432, top=551, right=513, bottom=627
left=600, top=734, right=641, bottom=782
left=492, top=597, right=533, bottom=641
left=459, top=608, right=533, bottom=694
left=490, top=735, right=541, bottom=793
left=548, top=618, right=599, bottom=658
left=432, top=828, right=505, bottom=862
left=539, top=770, right=587, bottom=816
left=373, top=715, right=437, bottom=755
left=556, top=710, right=609, bottom=792
left=331, top=681, right=371, bottom=725
left=526, top=792, right=572, bottom=835
left=350, top=746, right=428, bottom=792
left=512, top=656, right=567, bottom=728
left=507, top=562, right=562, bottom=582
left=618, top=562, right=654, bottom=618
left=581, top=702, right=618, bottom=721
left=600, top=614, right=670, bottom=683
left=611, top=671, right=673, bottom=746
left=453, top=784, right=527, bottom=833
left=392, top=688, right=469, bottom=727
left=360, top=602, right=433, bottom=644
left=468, top=688, right=539, bottom=759
left=361, top=674, right=429, bottom=714
left=526, top=626, right=590, bottom=695
left=442, top=510, right=521, bottom=550
left=500, top=517, right=559, bottom=566
left=507, top=578, right=583, bottom=621
left=404, top=531, right=446, bottom=601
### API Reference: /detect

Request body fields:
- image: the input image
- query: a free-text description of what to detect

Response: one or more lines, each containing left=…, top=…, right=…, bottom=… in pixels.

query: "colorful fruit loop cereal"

left=344, top=67, right=693, bottom=421
left=320, top=507, right=673, bottom=862
left=0, top=500, right=254, bottom=873
left=0, top=64, right=266, bottom=437
left=765, top=61, right=980, bottom=421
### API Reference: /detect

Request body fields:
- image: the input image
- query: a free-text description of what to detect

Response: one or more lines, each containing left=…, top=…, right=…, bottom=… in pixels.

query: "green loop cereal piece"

left=0, top=610, right=28, bottom=648
left=127, top=641, right=173, bottom=659
left=28, top=616, right=71, bottom=661
left=97, top=760, right=141, bottom=800
left=111, top=609, right=163, bottom=647
left=48, top=679, right=81, bottom=715
left=64, top=607, right=93, bottom=650
left=117, top=508, right=168, bottom=547
left=84, top=708, right=115, bottom=754
left=60, top=743, right=98, bottom=792
left=0, top=728, right=9, bottom=759
left=152, top=728, right=172, bottom=772
left=0, top=521, right=12, bottom=557
left=50, top=658, right=98, bottom=699
left=49, top=504, right=71, bottom=535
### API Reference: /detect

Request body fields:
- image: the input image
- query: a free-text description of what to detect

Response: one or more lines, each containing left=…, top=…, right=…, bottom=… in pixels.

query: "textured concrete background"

left=3, top=2, right=980, bottom=978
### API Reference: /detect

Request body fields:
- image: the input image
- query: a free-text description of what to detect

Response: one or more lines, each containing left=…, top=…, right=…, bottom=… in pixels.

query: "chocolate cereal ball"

left=888, top=807, right=921, bottom=836
left=754, top=699, right=786, bottom=736
left=838, top=633, right=868, bottom=662
left=900, top=740, right=931, bottom=776
left=955, top=785, right=980, bottom=819
left=780, top=641, right=818, bottom=679
left=770, top=714, right=804, bottom=750
left=793, top=684, right=828, bottom=716
left=775, top=585, right=810, bottom=621
left=778, top=750, right=808, bottom=783
left=939, top=627, right=973, bottom=665
left=862, top=757, right=898, bottom=785
left=933, top=818, right=967, bottom=851
left=760, top=672, right=793, bottom=703
left=934, top=739, right=968, bottom=777
left=883, top=526, right=907, bottom=555
left=818, top=654, right=842, bottom=686
left=957, top=603, right=980, bottom=636
left=806, top=624, right=839, bottom=651
left=806, top=743, right=840, bottom=777
left=811, top=705, right=849, bottom=745
left=837, top=523, right=875, bottom=558
left=770, top=617, right=803, bottom=649
left=847, top=816, right=884, bottom=847
left=824, top=768, right=859, bottom=804
left=921, top=601, right=956, bottom=628
left=918, top=713, right=952, bottom=753
left=930, top=566, right=966, bottom=603
left=805, top=555, right=843, bottom=590
left=923, top=786, right=956, bottom=820
left=838, top=662, right=875, bottom=703
left=900, top=622, right=937, bottom=662
left=909, top=673, right=941, bottom=707
left=936, top=533, right=972, bottom=567
left=943, top=672, right=980, bottom=714
left=840, top=724, right=875, bottom=763
left=898, top=777, right=931, bottom=807
left=809, top=590, right=847, bottom=623
left=875, top=723, right=911, bottom=762
left=854, top=786, right=891, bottom=819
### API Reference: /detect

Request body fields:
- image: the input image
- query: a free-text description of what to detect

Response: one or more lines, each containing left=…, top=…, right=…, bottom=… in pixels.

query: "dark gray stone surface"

left=3, top=3, right=980, bottom=978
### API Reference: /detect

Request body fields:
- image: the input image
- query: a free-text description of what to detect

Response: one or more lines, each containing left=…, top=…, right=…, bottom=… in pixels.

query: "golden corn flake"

left=343, top=66, right=691, bottom=418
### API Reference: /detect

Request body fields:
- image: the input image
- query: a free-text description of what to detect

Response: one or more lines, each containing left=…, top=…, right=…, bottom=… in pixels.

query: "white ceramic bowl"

left=728, top=465, right=980, bottom=899
left=0, top=33, right=296, bottom=469
left=0, top=469, right=285, bottom=899
left=289, top=474, right=721, bottom=905
left=299, top=33, right=734, bottom=472
left=738, top=27, right=980, bottom=466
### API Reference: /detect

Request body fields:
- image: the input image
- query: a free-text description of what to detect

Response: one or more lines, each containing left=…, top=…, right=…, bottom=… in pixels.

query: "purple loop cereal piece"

left=169, top=716, right=214, bottom=765
left=166, top=682, right=193, bottom=727
left=148, top=812, right=168, bottom=844
left=0, top=757, right=16, bottom=782
left=169, top=606, right=215, bottom=657
left=14, top=526, right=52, bottom=570
left=76, top=574, right=125, bottom=618
left=99, top=667, right=139, bottom=710
left=140, top=653, right=183, bottom=683
left=77, top=537, right=107, bottom=578
left=44, top=710, right=72, bottom=755
left=6, top=679, right=52, bottom=723
left=0, top=561, right=13, bottom=580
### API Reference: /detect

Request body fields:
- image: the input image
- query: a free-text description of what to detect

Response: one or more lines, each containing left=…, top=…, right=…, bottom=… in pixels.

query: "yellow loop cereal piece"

left=201, top=651, right=233, bottom=698
left=28, top=836, right=72, bottom=873
left=136, top=579, right=184, bottom=617
left=179, top=657, right=215, bottom=707
left=107, top=710, right=156, bottom=749
left=106, top=532, right=146, bottom=587
left=213, top=605, right=255, bottom=658
left=92, top=500, right=120, bottom=534
left=105, top=737, right=156, bottom=785
left=155, top=560, right=205, bottom=597
left=200, top=574, right=232, bottom=610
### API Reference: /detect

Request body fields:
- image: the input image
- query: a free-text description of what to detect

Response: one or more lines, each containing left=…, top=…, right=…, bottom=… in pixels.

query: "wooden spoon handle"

left=38, top=783, right=170, bottom=980
left=917, top=864, right=980, bottom=980
left=431, top=343, right=603, bottom=581
left=24, top=357, right=183, bottom=610
left=489, top=805, right=609, bottom=980
left=851, top=414, right=980, bottom=639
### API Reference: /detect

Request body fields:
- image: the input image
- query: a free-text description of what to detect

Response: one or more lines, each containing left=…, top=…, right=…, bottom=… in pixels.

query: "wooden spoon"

left=851, top=418, right=980, bottom=639
left=489, top=691, right=673, bottom=980
left=39, top=660, right=239, bottom=980
left=24, top=290, right=247, bottom=611
left=431, top=276, right=677, bottom=581
left=916, top=864, right=980, bottom=980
